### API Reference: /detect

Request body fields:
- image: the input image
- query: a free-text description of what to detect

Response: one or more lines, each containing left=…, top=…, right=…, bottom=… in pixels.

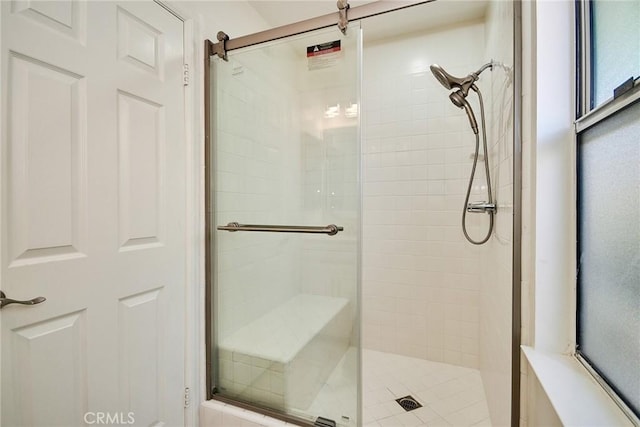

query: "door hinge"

left=184, top=387, right=191, bottom=408
left=183, top=63, right=190, bottom=86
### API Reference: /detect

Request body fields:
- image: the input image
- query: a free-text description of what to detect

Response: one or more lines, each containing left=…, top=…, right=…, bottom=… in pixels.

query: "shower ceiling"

left=248, top=0, right=489, bottom=40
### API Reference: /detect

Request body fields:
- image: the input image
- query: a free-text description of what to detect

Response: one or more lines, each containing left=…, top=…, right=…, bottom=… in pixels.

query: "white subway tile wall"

left=214, top=46, right=304, bottom=342
left=361, top=12, right=516, bottom=422
left=361, top=21, right=488, bottom=368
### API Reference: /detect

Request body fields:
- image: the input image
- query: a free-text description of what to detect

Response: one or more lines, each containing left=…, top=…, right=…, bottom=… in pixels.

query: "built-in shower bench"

left=218, top=294, right=351, bottom=411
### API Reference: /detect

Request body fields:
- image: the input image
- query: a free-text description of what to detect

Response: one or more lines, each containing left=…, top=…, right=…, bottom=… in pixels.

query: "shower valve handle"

left=467, top=202, right=496, bottom=214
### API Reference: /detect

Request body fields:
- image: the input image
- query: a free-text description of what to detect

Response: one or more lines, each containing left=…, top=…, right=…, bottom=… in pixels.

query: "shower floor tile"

left=306, top=348, right=492, bottom=427
left=362, top=349, right=492, bottom=427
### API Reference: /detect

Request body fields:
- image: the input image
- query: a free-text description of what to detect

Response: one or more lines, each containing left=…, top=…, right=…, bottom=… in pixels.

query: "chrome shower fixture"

left=429, top=62, right=493, bottom=135
left=429, top=61, right=496, bottom=245
left=449, top=90, right=479, bottom=134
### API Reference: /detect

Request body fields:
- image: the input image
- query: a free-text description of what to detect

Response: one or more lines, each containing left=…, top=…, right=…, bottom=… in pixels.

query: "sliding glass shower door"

left=208, top=25, right=361, bottom=426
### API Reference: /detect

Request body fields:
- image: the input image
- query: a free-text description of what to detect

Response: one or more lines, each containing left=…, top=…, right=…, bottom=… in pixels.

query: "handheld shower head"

left=448, top=90, right=467, bottom=109
left=450, top=90, right=478, bottom=134
left=430, top=62, right=494, bottom=134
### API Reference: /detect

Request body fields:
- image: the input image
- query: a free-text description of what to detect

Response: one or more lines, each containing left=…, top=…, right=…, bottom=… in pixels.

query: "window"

left=576, top=0, right=640, bottom=421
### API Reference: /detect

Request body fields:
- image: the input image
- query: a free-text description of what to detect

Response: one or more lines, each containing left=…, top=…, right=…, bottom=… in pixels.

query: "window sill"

left=522, top=346, right=635, bottom=426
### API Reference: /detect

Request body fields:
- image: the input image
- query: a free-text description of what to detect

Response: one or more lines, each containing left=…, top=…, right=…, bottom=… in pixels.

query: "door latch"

left=0, top=290, right=46, bottom=309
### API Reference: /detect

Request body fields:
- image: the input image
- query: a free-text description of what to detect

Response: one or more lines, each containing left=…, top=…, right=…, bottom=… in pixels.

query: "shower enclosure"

left=205, top=1, right=520, bottom=426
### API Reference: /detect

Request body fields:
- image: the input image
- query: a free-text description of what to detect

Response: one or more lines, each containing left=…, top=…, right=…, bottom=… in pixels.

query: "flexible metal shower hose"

left=462, top=88, right=495, bottom=245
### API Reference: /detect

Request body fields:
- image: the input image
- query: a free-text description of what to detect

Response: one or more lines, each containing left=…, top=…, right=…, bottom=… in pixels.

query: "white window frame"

left=575, top=1, right=640, bottom=133
left=574, top=1, right=640, bottom=423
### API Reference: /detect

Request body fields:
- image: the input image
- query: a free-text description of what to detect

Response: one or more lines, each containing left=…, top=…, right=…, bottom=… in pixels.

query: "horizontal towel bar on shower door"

left=217, top=222, right=344, bottom=236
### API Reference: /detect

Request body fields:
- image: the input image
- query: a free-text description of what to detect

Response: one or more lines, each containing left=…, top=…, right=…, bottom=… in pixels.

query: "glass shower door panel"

left=211, top=25, right=361, bottom=426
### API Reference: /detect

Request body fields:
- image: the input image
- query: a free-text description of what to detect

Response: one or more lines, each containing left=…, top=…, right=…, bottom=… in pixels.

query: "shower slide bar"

left=217, top=222, right=344, bottom=236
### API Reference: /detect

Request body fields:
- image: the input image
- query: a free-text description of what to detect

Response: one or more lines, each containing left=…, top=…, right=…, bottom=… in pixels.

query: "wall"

left=531, top=0, right=576, bottom=356
left=478, top=1, right=515, bottom=426
left=528, top=374, right=563, bottom=427
left=180, top=1, right=269, bottom=42
left=520, top=0, right=573, bottom=424
left=361, top=20, right=487, bottom=368
left=296, top=28, right=360, bottom=318
left=522, top=0, right=577, bottom=424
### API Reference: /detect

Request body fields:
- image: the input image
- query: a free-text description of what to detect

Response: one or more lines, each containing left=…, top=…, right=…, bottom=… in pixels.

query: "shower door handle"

left=0, top=291, right=46, bottom=309
left=217, top=222, right=344, bottom=236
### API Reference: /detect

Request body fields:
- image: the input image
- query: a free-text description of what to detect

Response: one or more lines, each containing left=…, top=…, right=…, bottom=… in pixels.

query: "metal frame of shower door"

left=512, top=1, right=523, bottom=426
left=206, top=0, right=435, bottom=57
left=203, top=38, right=214, bottom=406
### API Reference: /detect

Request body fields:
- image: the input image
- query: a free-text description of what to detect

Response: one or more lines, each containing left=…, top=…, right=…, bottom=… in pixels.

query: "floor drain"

left=396, top=395, right=422, bottom=412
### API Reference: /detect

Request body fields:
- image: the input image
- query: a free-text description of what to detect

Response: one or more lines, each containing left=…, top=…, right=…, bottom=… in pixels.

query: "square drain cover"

left=395, top=395, right=422, bottom=412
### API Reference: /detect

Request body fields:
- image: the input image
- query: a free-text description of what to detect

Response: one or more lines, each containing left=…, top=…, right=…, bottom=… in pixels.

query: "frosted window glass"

left=591, top=0, right=640, bottom=108
left=577, top=101, right=640, bottom=416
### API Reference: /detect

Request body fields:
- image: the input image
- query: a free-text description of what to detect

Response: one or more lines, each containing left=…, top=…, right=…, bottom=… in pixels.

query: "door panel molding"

left=11, top=0, right=87, bottom=44
left=7, top=51, right=88, bottom=267
left=10, top=309, right=88, bottom=426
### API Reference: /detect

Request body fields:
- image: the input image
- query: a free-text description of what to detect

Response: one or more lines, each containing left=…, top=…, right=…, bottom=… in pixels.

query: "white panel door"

left=0, top=1, right=186, bottom=426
